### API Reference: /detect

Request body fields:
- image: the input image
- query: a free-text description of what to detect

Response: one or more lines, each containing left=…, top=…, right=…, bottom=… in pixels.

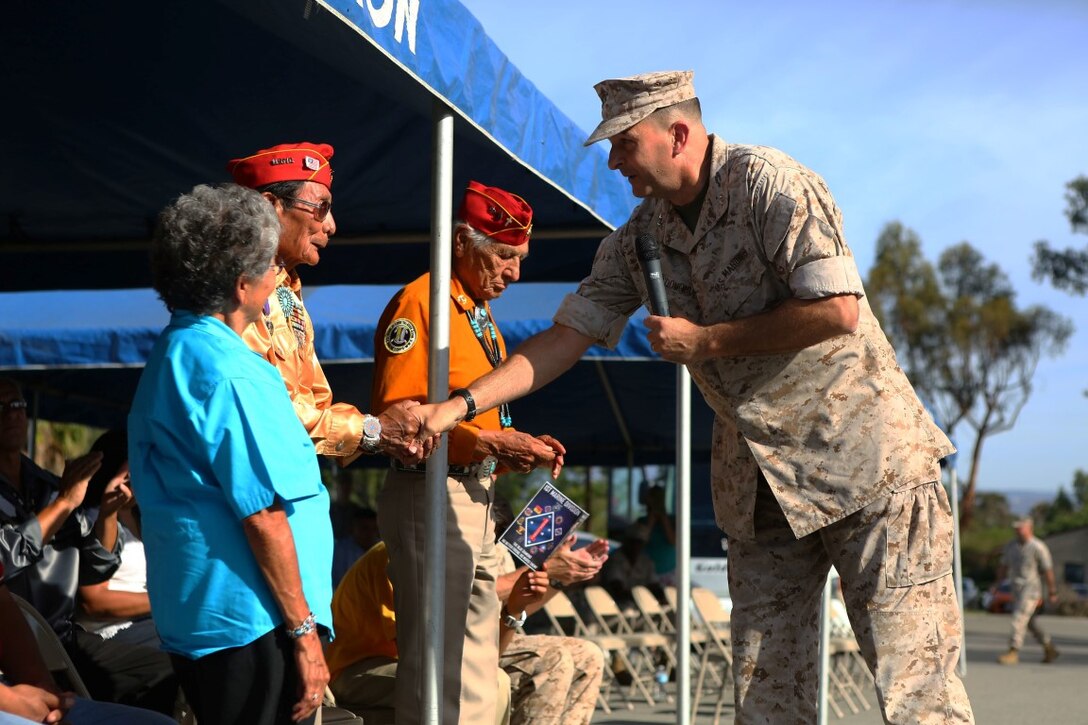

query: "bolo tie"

left=274, top=287, right=308, bottom=349
left=467, top=306, right=512, bottom=428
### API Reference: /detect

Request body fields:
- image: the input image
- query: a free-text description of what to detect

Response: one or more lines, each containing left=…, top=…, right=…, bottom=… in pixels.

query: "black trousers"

left=170, top=628, right=319, bottom=725
left=65, top=620, right=178, bottom=715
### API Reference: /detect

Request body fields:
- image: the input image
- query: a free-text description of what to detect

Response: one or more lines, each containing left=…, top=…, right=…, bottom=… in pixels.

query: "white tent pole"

left=817, top=573, right=832, bottom=725
left=422, top=101, right=454, bottom=725
left=675, top=366, right=691, bottom=724
left=950, top=466, right=966, bottom=677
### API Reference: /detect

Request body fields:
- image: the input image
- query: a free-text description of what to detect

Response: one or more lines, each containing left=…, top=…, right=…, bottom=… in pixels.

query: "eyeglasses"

left=0, top=400, right=28, bottom=413
left=283, top=196, right=332, bottom=222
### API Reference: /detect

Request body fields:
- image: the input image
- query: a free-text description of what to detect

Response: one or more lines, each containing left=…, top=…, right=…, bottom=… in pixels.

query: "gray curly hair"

left=151, top=184, right=281, bottom=314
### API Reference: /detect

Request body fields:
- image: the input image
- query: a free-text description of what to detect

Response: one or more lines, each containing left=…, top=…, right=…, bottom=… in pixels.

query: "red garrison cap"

left=226, top=142, right=334, bottom=190
left=457, top=180, right=533, bottom=246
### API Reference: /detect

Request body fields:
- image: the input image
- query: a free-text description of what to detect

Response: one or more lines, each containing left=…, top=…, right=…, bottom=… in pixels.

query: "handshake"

left=373, top=392, right=564, bottom=479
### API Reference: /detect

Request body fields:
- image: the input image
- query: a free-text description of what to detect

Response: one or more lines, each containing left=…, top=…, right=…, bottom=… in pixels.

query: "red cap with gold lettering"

left=227, top=142, right=334, bottom=190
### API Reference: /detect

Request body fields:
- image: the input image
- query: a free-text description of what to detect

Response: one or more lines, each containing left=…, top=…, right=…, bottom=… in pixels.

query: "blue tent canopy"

left=0, top=286, right=716, bottom=466
left=1, top=0, right=634, bottom=291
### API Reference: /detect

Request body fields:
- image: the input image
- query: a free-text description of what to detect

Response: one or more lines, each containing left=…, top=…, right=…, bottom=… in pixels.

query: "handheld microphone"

left=635, top=234, right=670, bottom=316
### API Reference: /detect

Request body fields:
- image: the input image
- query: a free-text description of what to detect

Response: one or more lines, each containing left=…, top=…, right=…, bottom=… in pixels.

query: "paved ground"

left=591, top=611, right=1088, bottom=723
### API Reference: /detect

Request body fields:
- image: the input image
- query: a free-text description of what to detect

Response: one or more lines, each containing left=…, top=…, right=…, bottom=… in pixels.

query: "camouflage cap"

left=584, top=70, right=696, bottom=146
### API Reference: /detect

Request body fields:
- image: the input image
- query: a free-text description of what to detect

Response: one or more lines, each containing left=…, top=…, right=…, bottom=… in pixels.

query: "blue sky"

left=461, top=0, right=1088, bottom=497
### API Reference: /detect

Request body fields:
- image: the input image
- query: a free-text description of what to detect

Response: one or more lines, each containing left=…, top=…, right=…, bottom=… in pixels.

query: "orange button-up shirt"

left=372, top=272, right=512, bottom=465
left=242, top=268, right=364, bottom=457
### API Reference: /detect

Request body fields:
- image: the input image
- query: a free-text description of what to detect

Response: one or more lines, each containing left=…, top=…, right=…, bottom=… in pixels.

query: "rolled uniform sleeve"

left=752, top=164, right=865, bottom=300
left=554, top=231, right=643, bottom=348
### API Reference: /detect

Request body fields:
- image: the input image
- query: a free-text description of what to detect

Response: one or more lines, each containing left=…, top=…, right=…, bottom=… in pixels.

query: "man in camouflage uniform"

left=996, top=518, right=1059, bottom=664
left=416, top=70, right=973, bottom=723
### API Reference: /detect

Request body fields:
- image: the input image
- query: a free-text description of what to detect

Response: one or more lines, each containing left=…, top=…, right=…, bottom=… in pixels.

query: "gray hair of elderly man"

left=151, top=183, right=280, bottom=315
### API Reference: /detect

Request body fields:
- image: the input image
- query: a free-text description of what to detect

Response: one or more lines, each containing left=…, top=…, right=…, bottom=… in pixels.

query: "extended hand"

left=644, top=315, right=708, bottom=364
left=378, top=400, right=439, bottom=465
left=413, top=398, right=467, bottom=441
left=57, top=452, right=104, bottom=508
left=543, top=535, right=608, bottom=586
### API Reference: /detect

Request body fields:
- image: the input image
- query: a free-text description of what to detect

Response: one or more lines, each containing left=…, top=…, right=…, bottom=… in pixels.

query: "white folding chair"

left=690, top=586, right=733, bottom=723
left=583, top=586, right=672, bottom=706
left=542, top=590, right=636, bottom=713
left=827, top=636, right=873, bottom=718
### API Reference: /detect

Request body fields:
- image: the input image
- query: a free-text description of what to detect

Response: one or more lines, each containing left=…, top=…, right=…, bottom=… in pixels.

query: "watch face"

left=363, top=417, right=382, bottom=438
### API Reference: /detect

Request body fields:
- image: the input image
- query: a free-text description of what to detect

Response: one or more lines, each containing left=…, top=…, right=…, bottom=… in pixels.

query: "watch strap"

left=449, top=388, right=477, bottom=422
left=501, top=605, right=527, bottom=629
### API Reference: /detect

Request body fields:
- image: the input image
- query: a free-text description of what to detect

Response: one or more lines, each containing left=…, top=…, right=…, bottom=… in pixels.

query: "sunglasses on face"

left=283, top=196, right=332, bottom=222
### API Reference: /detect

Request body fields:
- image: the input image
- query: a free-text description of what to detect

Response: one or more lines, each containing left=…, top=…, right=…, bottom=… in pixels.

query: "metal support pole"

left=817, top=573, right=832, bottom=725
left=675, top=366, right=691, bottom=725
left=422, top=101, right=454, bottom=724
left=950, top=467, right=966, bottom=677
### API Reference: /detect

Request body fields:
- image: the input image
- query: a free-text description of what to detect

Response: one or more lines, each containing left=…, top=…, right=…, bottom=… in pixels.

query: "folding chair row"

left=690, top=586, right=733, bottom=724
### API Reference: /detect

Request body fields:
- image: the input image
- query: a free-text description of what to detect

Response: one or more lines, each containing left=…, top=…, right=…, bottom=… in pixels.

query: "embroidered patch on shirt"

left=384, top=318, right=418, bottom=354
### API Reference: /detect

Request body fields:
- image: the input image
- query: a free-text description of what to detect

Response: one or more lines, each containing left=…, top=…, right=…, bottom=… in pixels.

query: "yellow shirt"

left=326, top=542, right=398, bottom=680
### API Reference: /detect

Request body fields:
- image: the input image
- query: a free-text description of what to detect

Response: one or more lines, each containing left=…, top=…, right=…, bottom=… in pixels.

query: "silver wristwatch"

left=502, top=606, right=527, bottom=629
left=361, top=414, right=382, bottom=454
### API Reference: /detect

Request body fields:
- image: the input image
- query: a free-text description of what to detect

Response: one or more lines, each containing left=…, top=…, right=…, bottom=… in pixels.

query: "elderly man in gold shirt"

left=228, top=142, right=427, bottom=463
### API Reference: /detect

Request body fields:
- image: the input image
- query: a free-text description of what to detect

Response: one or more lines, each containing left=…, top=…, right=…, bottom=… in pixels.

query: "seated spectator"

left=331, top=505, right=379, bottom=588
left=0, top=558, right=175, bottom=724
left=75, top=424, right=159, bottom=648
left=0, top=379, right=177, bottom=715
left=492, top=496, right=608, bottom=725
left=600, top=522, right=665, bottom=611
left=327, top=541, right=546, bottom=723
left=636, top=485, right=676, bottom=585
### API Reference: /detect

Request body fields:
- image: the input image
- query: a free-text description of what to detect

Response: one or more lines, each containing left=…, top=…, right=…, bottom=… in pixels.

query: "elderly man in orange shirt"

left=371, top=181, right=565, bottom=724
left=228, top=142, right=427, bottom=464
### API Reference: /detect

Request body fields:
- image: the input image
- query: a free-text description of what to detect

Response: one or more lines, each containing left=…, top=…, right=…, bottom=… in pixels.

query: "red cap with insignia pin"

left=457, top=180, right=533, bottom=246
left=227, top=142, right=334, bottom=190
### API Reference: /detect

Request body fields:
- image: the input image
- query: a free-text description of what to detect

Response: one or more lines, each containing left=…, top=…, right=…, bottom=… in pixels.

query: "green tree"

left=1072, top=468, right=1088, bottom=509
left=1047, top=487, right=1076, bottom=524
left=970, top=491, right=1014, bottom=529
left=867, top=224, right=1074, bottom=529
left=1032, top=176, right=1088, bottom=295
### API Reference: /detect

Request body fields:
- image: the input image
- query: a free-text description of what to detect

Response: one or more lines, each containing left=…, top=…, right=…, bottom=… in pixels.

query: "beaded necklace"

left=467, top=306, right=512, bottom=428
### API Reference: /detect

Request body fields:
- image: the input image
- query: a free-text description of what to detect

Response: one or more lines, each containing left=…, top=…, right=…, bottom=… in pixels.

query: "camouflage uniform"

left=496, top=550, right=604, bottom=725
left=554, top=136, right=973, bottom=723
left=1001, top=536, right=1054, bottom=650
left=500, top=634, right=603, bottom=725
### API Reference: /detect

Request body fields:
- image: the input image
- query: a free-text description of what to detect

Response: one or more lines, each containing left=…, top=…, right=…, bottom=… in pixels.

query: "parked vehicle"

left=984, top=580, right=1014, bottom=613
left=960, top=577, right=980, bottom=609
